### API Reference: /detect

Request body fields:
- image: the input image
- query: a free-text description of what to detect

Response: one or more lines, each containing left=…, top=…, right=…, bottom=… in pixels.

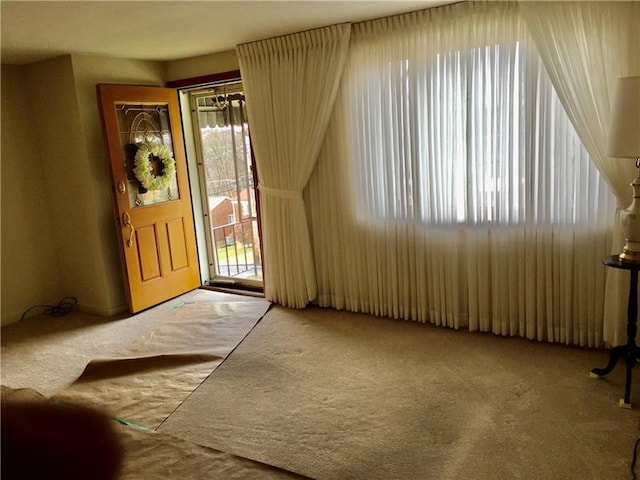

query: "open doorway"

left=187, top=82, right=263, bottom=290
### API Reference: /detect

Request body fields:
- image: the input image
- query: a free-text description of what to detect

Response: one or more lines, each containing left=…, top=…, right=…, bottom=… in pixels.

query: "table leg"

left=591, top=267, right=639, bottom=407
left=591, top=346, right=626, bottom=378
left=620, top=270, right=639, bottom=408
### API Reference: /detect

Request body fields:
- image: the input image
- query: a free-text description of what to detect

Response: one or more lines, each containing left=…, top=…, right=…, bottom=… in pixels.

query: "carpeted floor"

left=159, top=305, right=640, bottom=480
left=53, top=298, right=270, bottom=428
left=1, top=289, right=268, bottom=398
left=4, top=293, right=640, bottom=479
left=2, top=289, right=305, bottom=479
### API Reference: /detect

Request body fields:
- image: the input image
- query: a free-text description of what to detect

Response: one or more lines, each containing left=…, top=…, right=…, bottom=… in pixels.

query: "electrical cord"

left=20, top=296, right=77, bottom=321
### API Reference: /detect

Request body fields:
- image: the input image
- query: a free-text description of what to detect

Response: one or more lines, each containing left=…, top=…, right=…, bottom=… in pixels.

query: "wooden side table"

left=591, top=255, right=640, bottom=408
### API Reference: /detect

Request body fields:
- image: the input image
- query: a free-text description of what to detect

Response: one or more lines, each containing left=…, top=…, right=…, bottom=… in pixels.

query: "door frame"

left=169, top=71, right=264, bottom=291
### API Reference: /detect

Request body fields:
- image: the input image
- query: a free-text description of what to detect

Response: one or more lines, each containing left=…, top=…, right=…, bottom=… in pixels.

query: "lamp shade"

left=606, top=75, right=640, bottom=159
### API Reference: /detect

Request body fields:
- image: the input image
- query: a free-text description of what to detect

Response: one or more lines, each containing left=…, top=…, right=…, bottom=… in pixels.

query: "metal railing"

left=212, top=218, right=261, bottom=279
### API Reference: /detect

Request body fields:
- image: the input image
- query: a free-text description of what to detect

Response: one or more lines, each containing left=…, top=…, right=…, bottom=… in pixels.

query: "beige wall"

left=164, top=49, right=239, bottom=83
left=1, top=65, right=65, bottom=325
left=23, top=55, right=117, bottom=318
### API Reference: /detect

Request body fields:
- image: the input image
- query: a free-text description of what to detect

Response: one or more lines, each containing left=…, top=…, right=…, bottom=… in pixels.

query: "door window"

left=115, top=103, right=179, bottom=208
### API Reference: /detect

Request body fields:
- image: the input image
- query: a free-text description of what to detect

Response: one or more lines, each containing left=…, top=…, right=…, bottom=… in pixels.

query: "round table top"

left=602, top=255, right=640, bottom=271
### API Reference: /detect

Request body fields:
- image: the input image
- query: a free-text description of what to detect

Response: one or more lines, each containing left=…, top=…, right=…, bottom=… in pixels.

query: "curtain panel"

left=306, top=1, right=616, bottom=346
left=519, top=1, right=640, bottom=346
left=237, top=24, right=351, bottom=307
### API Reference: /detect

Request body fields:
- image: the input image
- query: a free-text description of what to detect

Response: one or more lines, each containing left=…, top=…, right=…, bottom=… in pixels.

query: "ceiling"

left=1, top=1, right=447, bottom=66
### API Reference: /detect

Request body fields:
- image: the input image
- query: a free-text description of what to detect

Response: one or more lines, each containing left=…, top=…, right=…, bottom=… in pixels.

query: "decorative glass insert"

left=115, top=103, right=179, bottom=208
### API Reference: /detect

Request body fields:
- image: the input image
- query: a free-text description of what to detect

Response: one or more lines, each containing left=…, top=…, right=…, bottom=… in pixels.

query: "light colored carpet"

left=117, top=423, right=305, bottom=480
left=2, top=290, right=307, bottom=479
left=1, top=386, right=306, bottom=480
left=0, top=289, right=270, bottom=397
left=2, top=289, right=270, bottom=428
left=159, top=305, right=640, bottom=480
left=53, top=297, right=270, bottom=428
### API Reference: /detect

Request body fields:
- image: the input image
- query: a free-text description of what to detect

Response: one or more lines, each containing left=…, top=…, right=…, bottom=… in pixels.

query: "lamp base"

left=620, top=173, right=640, bottom=264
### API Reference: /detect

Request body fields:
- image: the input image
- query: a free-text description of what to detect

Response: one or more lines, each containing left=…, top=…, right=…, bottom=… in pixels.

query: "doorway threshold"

left=200, top=285, right=264, bottom=299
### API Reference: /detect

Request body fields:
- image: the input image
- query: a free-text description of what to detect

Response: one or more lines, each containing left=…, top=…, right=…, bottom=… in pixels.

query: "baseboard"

left=2, top=301, right=128, bottom=327
left=75, top=301, right=128, bottom=318
left=1, top=311, right=23, bottom=327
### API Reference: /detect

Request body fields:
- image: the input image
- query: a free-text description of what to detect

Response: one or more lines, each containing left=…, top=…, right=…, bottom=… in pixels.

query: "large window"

left=347, top=35, right=614, bottom=227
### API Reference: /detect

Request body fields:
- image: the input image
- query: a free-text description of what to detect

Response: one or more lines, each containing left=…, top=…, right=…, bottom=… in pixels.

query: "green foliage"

left=200, top=125, right=253, bottom=198
left=216, top=243, right=255, bottom=265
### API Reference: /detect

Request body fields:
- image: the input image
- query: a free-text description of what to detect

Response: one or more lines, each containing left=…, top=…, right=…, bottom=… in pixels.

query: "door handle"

left=122, top=212, right=135, bottom=247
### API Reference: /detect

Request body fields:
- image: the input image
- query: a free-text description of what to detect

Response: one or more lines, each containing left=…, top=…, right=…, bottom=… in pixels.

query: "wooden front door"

left=98, top=84, right=200, bottom=313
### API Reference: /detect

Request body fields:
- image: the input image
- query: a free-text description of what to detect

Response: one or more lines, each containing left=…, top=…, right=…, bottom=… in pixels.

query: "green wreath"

left=133, top=143, right=176, bottom=191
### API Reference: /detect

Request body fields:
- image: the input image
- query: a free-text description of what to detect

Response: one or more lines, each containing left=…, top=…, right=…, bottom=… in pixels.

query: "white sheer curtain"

left=237, top=24, right=350, bottom=307
left=306, top=2, right=616, bottom=346
left=519, top=1, right=640, bottom=346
